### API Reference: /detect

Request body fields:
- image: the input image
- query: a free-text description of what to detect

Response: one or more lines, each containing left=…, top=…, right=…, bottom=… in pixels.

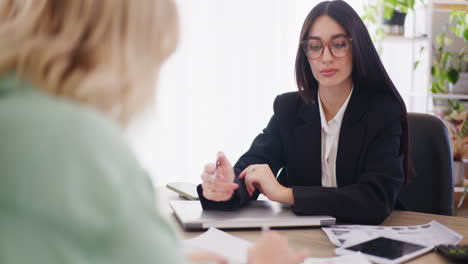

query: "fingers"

left=186, top=251, right=228, bottom=264
left=217, top=152, right=235, bottom=180
left=248, top=231, right=308, bottom=264
left=239, top=165, right=255, bottom=179
left=202, top=180, right=238, bottom=195
left=240, top=165, right=259, bottom=197
left=264, top=230, right=285, bottom=244
left=293, top=249, right=309, bottom=264
left=239, top=170, right=246, bottom=179
left=204, top=163, right=216, bottom=175
left=217, top=151, right=232, bottom=169
left=201, top=168, right=238, bottom=201
left=200, top=153, right=239, bottom=202
left=201, top=181, right=234, bottom=201
left=261, top=231, right=308, bottom=264
left=246, top=178, right=255, bottom=197
left=202, top=173, right=238, bottom=191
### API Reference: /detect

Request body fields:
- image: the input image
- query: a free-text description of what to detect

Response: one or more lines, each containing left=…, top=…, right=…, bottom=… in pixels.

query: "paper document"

left=182, top=227, right=252, bottom=264
left=184, top=228, right=373, bottom=264
left=304, top=253, right=371, bottom=264
left=322, top=220, right=462, bottom=247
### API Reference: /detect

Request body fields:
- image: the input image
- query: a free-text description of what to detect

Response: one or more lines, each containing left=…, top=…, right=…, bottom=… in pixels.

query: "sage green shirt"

left=0, top=74, right=187, bottom=264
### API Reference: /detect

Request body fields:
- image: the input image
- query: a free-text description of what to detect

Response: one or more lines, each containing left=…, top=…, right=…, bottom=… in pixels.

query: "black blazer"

left=197, top=87, right=404, bottom=224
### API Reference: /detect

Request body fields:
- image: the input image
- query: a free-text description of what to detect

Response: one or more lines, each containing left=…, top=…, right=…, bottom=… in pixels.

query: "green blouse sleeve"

left=0, top=89, right=187, bottom=264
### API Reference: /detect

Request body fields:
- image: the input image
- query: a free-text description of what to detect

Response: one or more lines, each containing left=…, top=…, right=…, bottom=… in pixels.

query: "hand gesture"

left=186, top=251, right=228, bottom=264
left=201, top=152, right=238, bottom=201
left=248, top=231, right=309, bottom=264
left=239, top=164, right=293, bottom=204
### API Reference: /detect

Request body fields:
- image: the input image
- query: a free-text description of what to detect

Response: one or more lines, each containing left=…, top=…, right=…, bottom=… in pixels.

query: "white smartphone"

left=335, top=236, right=433, bottom=264
left=166, top=182, right=199, bottom=200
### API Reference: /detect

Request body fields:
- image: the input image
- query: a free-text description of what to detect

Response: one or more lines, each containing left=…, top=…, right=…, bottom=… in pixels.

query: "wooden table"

left=160, top=189, right=468, bottom=264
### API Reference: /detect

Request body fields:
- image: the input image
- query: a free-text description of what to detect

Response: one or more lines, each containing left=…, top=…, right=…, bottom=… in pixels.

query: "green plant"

left=361, top=2, right=386, bottom=53
left=413, top=45, right=425, bottom=70
left=437, top=100, right=468, bottom=161
left=382, top=0, right=415, bottom=20
left=450, top=11, right=468, bottom=41
left=431, top=11, right=467, bottom=94
left=437, top=100, right=468, bottom=217
left=361, top=0, right=421, bottom=54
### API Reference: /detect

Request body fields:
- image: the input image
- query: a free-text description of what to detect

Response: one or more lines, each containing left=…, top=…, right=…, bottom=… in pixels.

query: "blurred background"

left=125, top=0, right=467, bottom=187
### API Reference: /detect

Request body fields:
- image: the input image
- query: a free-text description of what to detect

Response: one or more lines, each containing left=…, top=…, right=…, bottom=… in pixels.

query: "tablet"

left=335, top=237, right=434, bottom=264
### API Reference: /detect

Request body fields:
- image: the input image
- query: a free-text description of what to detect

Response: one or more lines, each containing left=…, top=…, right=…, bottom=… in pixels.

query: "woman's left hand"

left=238, top=164, right=293, bottom=205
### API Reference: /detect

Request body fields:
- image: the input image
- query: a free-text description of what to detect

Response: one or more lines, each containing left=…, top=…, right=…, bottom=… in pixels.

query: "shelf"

left=382, top=35, right=429, bottom=42
left=431, top=93, right=468, bottom=99
left=432, top=0, right=468, bottom=11
left=401, top=92, right=430, bottom=98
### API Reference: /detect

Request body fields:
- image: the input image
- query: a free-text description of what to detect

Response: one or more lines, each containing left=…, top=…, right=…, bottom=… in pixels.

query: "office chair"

left=397, top=113, right=454, bottom=216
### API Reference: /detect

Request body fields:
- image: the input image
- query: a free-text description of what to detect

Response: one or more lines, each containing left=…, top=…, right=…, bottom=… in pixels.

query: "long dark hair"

left=294, top=0, right=410, bottom=183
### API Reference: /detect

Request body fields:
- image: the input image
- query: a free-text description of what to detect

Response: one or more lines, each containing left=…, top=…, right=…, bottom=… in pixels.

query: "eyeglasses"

left=301, top=36, right=352, bottom=59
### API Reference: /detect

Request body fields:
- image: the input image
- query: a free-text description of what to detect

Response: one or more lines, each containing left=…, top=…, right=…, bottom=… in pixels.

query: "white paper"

left=322, top=220, right=463, bottom=247
left=183, top=228, right=374, bottom=264
left=303, top=253, right=372, bottom=264
left=182, top=227, right=252, bottom=264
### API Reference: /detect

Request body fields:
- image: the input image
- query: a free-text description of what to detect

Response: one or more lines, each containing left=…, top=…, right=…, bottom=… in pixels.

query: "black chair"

left=397, top=113, right=454, bottom=215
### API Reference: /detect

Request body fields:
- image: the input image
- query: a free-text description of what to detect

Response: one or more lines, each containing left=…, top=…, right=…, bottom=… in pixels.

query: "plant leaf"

left=447, top=68, right=460, bottom=84
left=461, top=116, right=468, bottom=138
left=437, top=33, right=445, bottom=47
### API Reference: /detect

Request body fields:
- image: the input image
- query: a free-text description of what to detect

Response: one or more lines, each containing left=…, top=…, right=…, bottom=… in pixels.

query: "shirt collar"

left=318, top=86, right=354, bottom=130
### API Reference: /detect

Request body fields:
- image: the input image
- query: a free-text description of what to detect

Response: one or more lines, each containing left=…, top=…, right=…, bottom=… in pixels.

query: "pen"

left=211, top=159, right=220, bottom=180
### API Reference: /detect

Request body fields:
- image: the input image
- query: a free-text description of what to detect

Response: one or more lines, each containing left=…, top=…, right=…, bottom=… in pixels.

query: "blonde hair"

left=0, top=0, right=178, bottom=125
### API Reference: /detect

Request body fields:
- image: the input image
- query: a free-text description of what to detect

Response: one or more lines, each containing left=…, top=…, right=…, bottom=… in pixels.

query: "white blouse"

left=317, top=88, right=353, bottom=187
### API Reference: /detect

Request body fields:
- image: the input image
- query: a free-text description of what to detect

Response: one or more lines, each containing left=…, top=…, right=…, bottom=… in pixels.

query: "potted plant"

left=436, top=100, right=468, bottom=186
left=447, top=11, right=468, bottom=94
left=435, top=100, right=468, bottom=216
left=361, top=0, right=418, bottom=50
left=431, top=11, right=467, bottom=94
left=382, top=0, right=415, bottom=35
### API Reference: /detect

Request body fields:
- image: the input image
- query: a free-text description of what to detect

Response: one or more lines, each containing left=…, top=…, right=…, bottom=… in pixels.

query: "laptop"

left=170, top=200, right=336, bottom=230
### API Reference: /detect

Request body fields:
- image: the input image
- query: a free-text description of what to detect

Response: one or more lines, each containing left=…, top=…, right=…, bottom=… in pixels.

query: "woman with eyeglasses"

left=199, top=0, right=409, bottom=225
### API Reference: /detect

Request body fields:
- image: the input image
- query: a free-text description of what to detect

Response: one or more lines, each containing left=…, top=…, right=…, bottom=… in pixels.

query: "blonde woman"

left=0, top=1, right=307, bottom=264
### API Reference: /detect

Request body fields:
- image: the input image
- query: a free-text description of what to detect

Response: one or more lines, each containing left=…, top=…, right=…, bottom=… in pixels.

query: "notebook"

left=170, top=200, right=336, bottom=230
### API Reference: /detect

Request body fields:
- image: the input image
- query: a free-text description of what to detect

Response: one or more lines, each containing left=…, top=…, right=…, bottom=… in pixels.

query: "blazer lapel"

left=336, top=87, right=370, bottom=187
left=293, top=91, right=322, bottom=186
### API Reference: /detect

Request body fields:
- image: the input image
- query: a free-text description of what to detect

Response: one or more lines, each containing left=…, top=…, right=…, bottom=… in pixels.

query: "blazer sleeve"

left=292, top=107, right=404, bottom=224
left=197, top=95, right=286, bottom=210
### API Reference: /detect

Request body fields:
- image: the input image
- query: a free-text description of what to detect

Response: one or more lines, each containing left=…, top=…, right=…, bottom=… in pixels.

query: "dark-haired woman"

left=198, top=0, right=408, bottom=225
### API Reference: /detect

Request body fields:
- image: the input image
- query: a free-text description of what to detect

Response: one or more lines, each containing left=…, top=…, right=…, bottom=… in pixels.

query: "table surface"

left=159, top=188, right=468, bottom=264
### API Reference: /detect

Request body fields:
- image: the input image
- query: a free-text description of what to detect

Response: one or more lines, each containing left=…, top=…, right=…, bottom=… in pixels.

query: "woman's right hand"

left=201, top=152, right=239, bottom=201
left=248, top=231, right=309, bottom=264
left=185, top=251, right=228, bottom=264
